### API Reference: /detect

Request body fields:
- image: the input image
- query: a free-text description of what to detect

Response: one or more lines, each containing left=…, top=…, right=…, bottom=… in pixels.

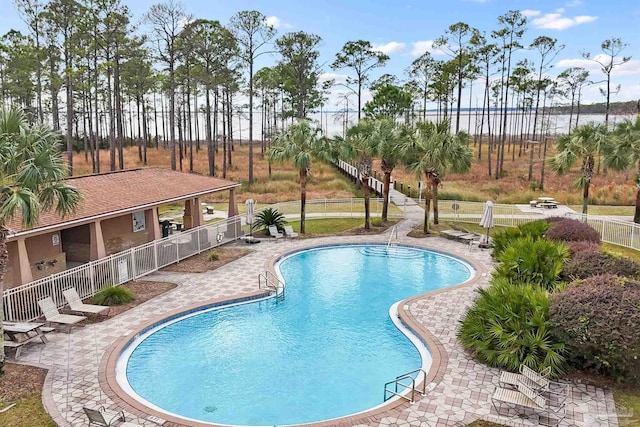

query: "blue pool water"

left=120, top=244, right=473, bottom=426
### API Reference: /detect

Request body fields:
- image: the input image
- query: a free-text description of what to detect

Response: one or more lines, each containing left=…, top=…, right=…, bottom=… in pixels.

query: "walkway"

left=12, top=201, right=617, bottom=427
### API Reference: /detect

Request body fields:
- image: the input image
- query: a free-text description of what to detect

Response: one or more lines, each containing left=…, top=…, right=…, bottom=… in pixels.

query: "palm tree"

left=342, top=119, right=376, bottom=229
left=268, top=120, right=334, bottom=234
left=359, top=118, right=405, bottom=222
left=0, top=107, right=81, bottom=374
left=551, top=122, right=608, bottom=214
left=550, top=122, right=609, bottom=215
left=606, top=116, right=640, bottom=223
left=402, top=120, right=472, bottom=233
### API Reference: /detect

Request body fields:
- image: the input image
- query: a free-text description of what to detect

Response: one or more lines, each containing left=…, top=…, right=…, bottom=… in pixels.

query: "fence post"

left=176, top=235, right=180, bottom=262
left=153, top=240, right=159, bottom=271
left=131, top=248, right=137, bottom=279
left=89, top=262, right=96, bottom=295
left=110, top=256, right=117, bottom=287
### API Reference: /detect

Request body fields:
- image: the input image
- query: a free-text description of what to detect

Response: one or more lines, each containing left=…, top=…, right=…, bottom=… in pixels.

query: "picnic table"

left=3, top=321, right=51, bottom=359
left=536, top=197, right=559, bottom=209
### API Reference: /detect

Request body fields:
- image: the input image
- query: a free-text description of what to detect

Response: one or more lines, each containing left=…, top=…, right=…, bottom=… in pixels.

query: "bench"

left=539, top=201, right=558, bottom=209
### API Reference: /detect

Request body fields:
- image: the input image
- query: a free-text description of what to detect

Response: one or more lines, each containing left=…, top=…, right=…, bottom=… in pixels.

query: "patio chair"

left=63, top=288, right=109, bottom=315
left=500, top=365, right=552, bottom=392
left=499, top=365, right=567, bottom=405
left=37, top=297, right=86, bottom=329
left=492, top=381, right=566, bottom=426
left=284, top=225, right=299, bottom=239
left=83, top=406, right=141, bottom=427
left=268, top=225, right=283, bottom=242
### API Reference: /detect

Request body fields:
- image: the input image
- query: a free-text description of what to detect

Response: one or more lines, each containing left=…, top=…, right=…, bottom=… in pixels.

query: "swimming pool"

left=118, top=244, right=473, bottom=426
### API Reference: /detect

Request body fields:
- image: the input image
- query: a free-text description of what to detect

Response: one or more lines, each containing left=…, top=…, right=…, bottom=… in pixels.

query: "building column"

left=183, top=198, right=204, bottom=230
left=151, top=207, right=161, bottom=240
left=193, top=197, right=204, bottom=228
left=89, top=220, right=107, bottom=260
left=228, top=188, right=238, bottom=217
left=227, top=188, right=241, bottom=237
left=16, top=238, right=34, bottom=285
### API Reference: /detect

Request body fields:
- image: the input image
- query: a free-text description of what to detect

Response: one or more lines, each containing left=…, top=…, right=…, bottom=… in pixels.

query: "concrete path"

left=10, top=200, right=620, bottom=427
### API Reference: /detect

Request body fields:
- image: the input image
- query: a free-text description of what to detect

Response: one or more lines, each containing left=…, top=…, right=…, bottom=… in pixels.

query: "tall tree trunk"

left=300, top=169, right=307, bottom=234
left=206, top=86, right=214, bottom=176
left=423, top=174, right=433, bottom=233
left=64, top=39, right=74, bottom=176
left=142, top=99, right=148, bottom=165
left=169, top=61, right=177, bottom=170
left=137, top=97, right=143, bottom=162
left=382, top=168, right=392, bottom=222
left=634, top=162, right=640, bottom=223
left=114, top=54, right=124, bottom=170
left=582, top=157, right=594, bottom=215
left=362, top=172, right=371, bottom=230
left=0, top=228, right=8, bottom=373
left=248, top=60, right=254, bottom=183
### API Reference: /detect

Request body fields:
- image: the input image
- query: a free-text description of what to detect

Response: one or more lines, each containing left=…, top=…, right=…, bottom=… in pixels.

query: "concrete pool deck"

left=14, top=205, right=618, bottom=427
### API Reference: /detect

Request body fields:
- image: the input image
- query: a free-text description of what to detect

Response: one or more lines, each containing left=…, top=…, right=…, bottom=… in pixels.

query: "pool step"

left=360, top=246, right=423, bottom=259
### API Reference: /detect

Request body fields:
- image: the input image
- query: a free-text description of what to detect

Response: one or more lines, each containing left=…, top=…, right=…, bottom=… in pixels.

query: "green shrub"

left=491, top=220, right=548, bottom=258
left=252, top=207, right=287, bottom=234
left=494, top=236, right=569, bottom=290
left=458, top=277, right=567, bottom=377
left=517, top=220, right=549, bottom=238
left=550, top=274, right=640, bottom=382
left=491, top=228, right=524, bottom=258
left=207, top=250, right=220, bottom=261
left=93, top=286, right=135, bottom=305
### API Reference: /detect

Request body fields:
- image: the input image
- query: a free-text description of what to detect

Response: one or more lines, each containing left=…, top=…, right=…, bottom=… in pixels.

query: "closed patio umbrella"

left=479, top=200, right=494, bottom=244
left=245, top=199, right=256, bottom=237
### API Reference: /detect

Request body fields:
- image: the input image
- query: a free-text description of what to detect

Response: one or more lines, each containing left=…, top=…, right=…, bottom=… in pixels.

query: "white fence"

left=3, top=216, right=242, bottom=322
left=335, top=159, right=387, bottom=197
left=260, top=198, right=404, bottom=219
left=436, top=200, right=560, bottom=228
left=444, top=201, right=640, bottom=251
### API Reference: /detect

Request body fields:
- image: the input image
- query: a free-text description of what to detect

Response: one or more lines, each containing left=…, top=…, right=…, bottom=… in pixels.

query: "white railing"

left=2, top=215, right=242, bottom=322
left=564, top=213, right=640, bottom=251
left=335, top=159, right=387, bottom=197
left=256, top=198, right=404, bottom=219
left=435, top=200, right=560, bottom=228
left=444, top=201, right=640, bottom=252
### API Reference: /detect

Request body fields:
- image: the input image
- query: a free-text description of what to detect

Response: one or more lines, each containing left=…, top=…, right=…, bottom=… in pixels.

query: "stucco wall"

left=102, top=210, right=153, bottom=255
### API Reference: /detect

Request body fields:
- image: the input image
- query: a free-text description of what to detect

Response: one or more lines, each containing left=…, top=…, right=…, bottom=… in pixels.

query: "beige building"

left=2, top=168, right=240, bottom=289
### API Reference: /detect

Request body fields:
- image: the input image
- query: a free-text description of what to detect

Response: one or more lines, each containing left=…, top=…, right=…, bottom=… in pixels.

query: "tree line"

left=0, top=1, right=634, bottom=184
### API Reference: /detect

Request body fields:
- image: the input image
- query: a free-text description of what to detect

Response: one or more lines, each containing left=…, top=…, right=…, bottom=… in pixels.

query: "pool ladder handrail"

left=387, top=226, right=398, bottom=249
left=258, top=270, right=286, bottom=302
left=383, top=368, right=428, bottom=403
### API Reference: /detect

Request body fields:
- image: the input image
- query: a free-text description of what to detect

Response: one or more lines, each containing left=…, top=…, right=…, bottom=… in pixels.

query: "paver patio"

left=12, top=202, right=619, bottom=427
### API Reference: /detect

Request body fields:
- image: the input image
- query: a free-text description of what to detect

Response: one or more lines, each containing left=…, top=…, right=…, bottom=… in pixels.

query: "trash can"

left=160, top=220, right=172, bottom=238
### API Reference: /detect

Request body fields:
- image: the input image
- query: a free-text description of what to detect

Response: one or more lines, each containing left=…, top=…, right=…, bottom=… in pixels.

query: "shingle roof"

left=5, top=168, right=239, bottom=236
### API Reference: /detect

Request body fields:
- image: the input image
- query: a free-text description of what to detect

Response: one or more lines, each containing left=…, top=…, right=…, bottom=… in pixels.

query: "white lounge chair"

left=63, top=288, right=109, bottom=315
left=284, top=225, right=299, bottom=239
left=492, top=379, right=566, bottom=426
left=37, top=297, right=86, bottom=329
left=268, top=225, right=283, bottom=242
left=83, top=406, right=141, bottom=427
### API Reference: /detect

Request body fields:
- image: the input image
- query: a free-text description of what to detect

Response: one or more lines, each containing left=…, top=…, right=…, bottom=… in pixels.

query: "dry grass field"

left=72, top=139, right=636, bottom=207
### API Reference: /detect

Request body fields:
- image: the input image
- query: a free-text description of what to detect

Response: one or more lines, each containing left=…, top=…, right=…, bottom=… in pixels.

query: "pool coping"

left=97, top=239, right=488, bottom=427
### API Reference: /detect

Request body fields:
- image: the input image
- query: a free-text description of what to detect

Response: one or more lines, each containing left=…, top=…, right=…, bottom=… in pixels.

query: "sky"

left=1, top=0, right=639, bottom=110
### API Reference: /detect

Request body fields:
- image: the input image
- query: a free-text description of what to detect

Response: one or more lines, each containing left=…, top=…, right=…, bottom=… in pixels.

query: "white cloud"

left=319, top=72, right=352, bottom=85
left=556, top=55, right=640, bottom=77
left=531, top=12, right=597, bottom=30
left=521, top=9, right=541, bottom=17
left=265, top=16, right=281, bottom=28
left=371, top=41, right=407, bottom=55
left=410, top=40, right=445, bottom=57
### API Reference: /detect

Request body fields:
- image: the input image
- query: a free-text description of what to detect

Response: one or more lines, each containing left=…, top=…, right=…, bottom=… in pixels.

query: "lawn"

left=569, top=205, right=635, bottom=216
left=285, top=217, right=396, bottom=236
